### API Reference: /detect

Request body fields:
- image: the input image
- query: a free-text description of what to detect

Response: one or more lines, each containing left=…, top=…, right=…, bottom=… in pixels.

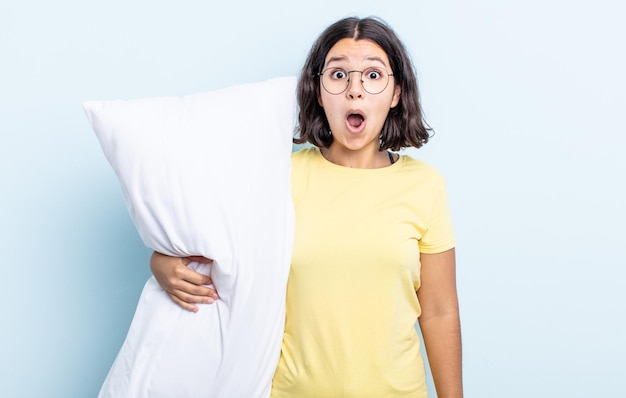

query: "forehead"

left=324, top=38, right=390, bottom=67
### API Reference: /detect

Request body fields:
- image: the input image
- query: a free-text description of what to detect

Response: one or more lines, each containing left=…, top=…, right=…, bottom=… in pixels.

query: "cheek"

left=319, top=98, right=338, bottom=120
left=326, top=112, right=340, bottom=128
left=383, top=96, right=398, bottom=113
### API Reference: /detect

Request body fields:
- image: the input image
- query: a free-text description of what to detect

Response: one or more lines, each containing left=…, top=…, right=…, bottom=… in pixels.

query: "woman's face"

left=318, top=38, right=401, bottom=157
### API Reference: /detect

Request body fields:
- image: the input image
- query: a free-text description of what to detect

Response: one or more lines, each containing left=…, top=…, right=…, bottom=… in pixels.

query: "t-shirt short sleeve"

left=418, top=176, right=456, bottom=254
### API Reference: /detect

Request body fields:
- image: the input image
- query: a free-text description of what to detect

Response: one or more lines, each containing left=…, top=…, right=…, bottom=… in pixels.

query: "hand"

left=150, top=251, right=219, bottom=312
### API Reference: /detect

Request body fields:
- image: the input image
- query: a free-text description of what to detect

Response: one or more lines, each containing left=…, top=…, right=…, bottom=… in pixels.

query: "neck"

left=321, top=146, right=391, bottom=169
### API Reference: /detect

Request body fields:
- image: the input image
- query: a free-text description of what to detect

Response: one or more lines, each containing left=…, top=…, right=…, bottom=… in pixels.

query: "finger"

left=173, top=287, right=217, bottom=305
left=205, top=277, right=218, bottom=297
left=172, top=263, right=213, bottom=286
left=179, top=280, right=219, bottom=300
left=183, top=271, right=214, bottom=289
left=168, top=293, right=200, bottom=313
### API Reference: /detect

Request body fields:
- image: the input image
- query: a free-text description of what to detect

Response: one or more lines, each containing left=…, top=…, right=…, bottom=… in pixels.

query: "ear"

left=390, top=84, right=401, bottom=108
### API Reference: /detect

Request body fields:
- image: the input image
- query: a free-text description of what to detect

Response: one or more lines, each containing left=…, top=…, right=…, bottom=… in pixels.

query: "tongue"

left=348, top=114, right=364, bottom=128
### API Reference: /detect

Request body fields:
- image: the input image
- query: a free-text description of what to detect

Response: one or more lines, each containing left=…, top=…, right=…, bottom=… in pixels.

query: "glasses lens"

left=321, top=68, right=348, bottom=94
left=361, top=67, right=389, bottom=94
left=320, top=68, right=390, bottom=95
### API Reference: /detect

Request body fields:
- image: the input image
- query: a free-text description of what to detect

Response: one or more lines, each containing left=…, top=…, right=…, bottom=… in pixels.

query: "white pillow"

left=83, top=76, right=296, bottom=398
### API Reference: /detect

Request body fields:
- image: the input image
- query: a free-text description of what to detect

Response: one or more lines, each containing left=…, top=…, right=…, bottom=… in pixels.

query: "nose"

left=346, top=71, right=364, bottom=99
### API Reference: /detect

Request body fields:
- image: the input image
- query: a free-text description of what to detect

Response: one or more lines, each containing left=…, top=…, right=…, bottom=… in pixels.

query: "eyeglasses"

left=318, top=67, right=394, bottom=95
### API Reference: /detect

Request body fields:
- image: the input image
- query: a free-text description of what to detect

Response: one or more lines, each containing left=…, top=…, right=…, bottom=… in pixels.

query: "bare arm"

left=150, top=252, right=219, bottom=312
left=417, top=248, right=463, bottom=398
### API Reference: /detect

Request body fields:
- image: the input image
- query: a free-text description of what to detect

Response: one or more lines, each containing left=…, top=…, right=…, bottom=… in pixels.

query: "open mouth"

left=347, top=113, right=365, bottom=129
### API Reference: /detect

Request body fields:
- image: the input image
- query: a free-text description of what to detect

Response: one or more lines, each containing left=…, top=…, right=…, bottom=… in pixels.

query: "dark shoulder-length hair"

left=294, top=16, right=432, bottom=151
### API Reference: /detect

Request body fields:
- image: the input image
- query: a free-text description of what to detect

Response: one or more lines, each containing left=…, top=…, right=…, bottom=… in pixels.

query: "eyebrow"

left=325, top=55, right=388, bottom=67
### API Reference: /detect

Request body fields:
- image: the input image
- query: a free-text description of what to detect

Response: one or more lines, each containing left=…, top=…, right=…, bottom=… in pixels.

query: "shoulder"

left=291, top=146, right=320, bottom=169
left=291, top=146, right=317, bottom=159
left=290, top=147, right=321, bottom=202
left=398, top=154, right=447, bottom=186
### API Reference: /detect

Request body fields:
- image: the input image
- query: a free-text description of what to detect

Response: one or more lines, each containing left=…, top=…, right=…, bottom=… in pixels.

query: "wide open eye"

left=329, top=69, right=348, bottom=80
left=363, top=67, right=383, bottom=81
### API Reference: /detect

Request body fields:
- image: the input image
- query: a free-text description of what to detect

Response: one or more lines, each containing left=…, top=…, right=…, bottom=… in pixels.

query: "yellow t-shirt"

left=271, top=147, right=456, bottom=397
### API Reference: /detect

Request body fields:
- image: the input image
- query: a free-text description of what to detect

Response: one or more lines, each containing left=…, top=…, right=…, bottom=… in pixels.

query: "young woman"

left=152, top=16, right=463, bottom=398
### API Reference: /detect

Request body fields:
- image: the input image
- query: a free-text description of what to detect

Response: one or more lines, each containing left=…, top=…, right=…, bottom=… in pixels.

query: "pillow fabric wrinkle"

left=84, top=76, right=296, bottom=398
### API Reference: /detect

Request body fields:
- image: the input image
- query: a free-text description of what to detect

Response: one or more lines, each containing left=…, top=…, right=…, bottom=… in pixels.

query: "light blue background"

left=1, top=1, right=624, bottom=397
